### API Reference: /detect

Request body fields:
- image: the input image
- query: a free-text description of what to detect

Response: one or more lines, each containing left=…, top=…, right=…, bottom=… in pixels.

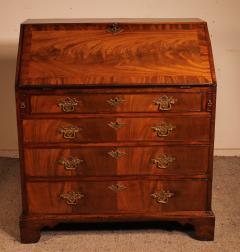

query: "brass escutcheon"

left=108, top=184, right=127, bottom=192
left=108, top=150, right=126, bottom=159
left=152, top=154, right=175, bottom=169
left=151, top=123, right=176, bottom=137
left=58, top=157, right=84, bottom=170
left=59, top=126, right=81, bottom=139
left=60, top=191, right=84, bottom=205
left=106, top=97, right=126, bottom=106
left=153, top=95, right=177, bottom=111
left=58, top=97, right=79, bottom=112
left=107, top=23, right=123, bottom=34
left=108, top=121, right=127, bottom=129
left=151, top=190, right=174, bottom=204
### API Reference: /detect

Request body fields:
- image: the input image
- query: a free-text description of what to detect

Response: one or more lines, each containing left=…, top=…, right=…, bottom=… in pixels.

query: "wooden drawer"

left=24, top=146, right=209, bottom=177
left=30, top=92, right=203, bottom=114
left=26, top=179, right=207, bottom=214
left=23, top=116, right=211, bottom=143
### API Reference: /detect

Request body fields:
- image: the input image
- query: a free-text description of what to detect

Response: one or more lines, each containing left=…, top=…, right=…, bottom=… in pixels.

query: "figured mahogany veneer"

left=22, top=116, right=211, bottom=143
left=16, top=18, right=216, bottom=243
left=26, top=179, right=207, bottom=214
left=18, top=20, right=214, bottom=86
left=30, top=92, right=203, bottom=114
left=24, top=145, right=209, bottom=177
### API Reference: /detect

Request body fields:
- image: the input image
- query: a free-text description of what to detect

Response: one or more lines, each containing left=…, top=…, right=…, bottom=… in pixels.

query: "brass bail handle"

left=59, top=126, right=81, bottom=139
left=151, top=123, right=176, bottom=137
left=152, top=154, right=175, bottom=169
left=60, top=191, right=84, bottom=205
left=153, top=95, right=177, bottom=111
left=58, top=157, right=84, bottom=170
left=151, top=190, right=174, bottom=204
left=57, top=97, right=79, bottom=113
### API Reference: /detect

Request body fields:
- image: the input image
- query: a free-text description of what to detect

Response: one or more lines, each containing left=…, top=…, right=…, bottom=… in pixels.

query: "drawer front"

left=30, top=93, right=203, bottom=114
left=23, top=116, right=211, bottom=143
left=27, top=179, right=207, bottom=214
left=24, top=146, right=209, bottom=177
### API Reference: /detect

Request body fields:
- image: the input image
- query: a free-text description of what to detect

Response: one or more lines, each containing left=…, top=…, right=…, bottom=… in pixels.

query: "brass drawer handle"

left=107, top=97, right=126, bottom=106
left=59, top=126, right=81, bottom=139
left=151, top=123, right=175, bottom=137
left=108, top=121, right=127, bottom=129
left=58, top=97, right=79, bottom=112
left=152, top=154, right=175, bottom=169
left=108, top=184, right=127, bottom=192
left=153, top=95, right=177, bottom=111
left=107, top=23, right=123, bottom=34
left=151, top=190, right=174, bottom=204
left=58, top=157, right=84, bottom=170
left=108, top=150, right=126, bottom=159
left=60, top=191, right=84, bottom=205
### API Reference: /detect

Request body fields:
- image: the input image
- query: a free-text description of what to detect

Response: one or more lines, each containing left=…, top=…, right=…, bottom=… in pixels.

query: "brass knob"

left=58, top=157, right=84, bottom=170
left=152, top=154, right=175, bottom=169
left=153, top=95, right=177, bottom=111
left=59, top=126, right=81, bottom=139
left=57, top=97, right=79, bottom=112
left=151, top=190, right=174, bottom=204
left=151, top=123, right=175, bottom=137
left=60, top=191, right=84, bottom=205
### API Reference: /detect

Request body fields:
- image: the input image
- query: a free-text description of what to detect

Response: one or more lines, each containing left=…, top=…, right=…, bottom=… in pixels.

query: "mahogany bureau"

left=15, top=18, right=217, bottom=243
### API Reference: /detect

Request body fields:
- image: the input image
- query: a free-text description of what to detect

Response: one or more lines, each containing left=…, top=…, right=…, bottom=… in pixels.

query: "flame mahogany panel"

left=24, top=146, right=209, bottom=177
left=17, top=21, right=214, bottom=87
left=26, top=179, right=207, bottom=214
left=22, top=116, right=211, bottom=143
left=30, top=92, right=203, bottom=114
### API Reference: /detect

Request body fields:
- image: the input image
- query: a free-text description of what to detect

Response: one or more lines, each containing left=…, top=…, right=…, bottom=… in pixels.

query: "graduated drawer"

left=30, top=92, right=203, bottom=114
left=23, top=116, right=211, bottom=143
left=26, top=179, right=207, bottom=214
left=24, top=146, right=209, bottom=177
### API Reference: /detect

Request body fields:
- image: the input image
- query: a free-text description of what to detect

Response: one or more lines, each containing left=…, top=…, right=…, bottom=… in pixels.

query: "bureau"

left=15, top=18, right=216, bottom=243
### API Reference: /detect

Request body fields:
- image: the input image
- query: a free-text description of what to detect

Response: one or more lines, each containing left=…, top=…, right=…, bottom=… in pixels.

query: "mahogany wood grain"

left=26, top=179, right=207, bottom=214
left=30, top=92, right=203, bottom=114
left=24, top=145, right=209, bottom=177
left=19, top=211, right=215, bottom=243
left=22, top=116, right=211, bottom=143
left=18, top=22, right=214, bottom=87
left=18, top=86, right=212, bottom=95
left=15, top=19, right=217, bottom=243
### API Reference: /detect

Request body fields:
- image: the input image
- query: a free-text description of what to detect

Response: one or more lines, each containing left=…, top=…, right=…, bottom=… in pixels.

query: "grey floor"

left=0, top=157, right=239, bottom=252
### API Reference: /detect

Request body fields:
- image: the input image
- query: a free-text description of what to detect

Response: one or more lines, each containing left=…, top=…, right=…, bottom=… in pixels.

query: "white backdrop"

left=0, top=0, right=239, bottom=156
